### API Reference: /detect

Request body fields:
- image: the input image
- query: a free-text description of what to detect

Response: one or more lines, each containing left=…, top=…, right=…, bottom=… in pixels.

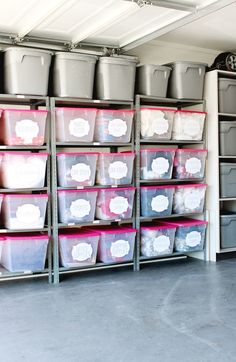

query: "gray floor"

left=1, top=259, right=236, bottom=362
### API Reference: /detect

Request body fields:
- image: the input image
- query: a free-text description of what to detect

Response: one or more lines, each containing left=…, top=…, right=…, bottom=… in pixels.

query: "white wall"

left=128, top=39, right=220, bottom=66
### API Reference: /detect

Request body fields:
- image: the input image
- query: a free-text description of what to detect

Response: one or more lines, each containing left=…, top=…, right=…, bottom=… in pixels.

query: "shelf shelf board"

left=219, top=112, right=236, bottom=118
left=58, top=218, right=133, bottom=228
left=0, top=266, right=49, bottom=280
left=0, top=227, right=49, bottom=234
left=140, top=140, right=204, bottom=144
left=217, top=70, right=236, bottom=78
left=219, top=155, right=236, bottom=158
left=0, top=187, right=48, bottom=193
left=56, top=142, right=133, bottom=147
left=53, top=97, right=133, bottom=107
left=140, top=249, right=203, bottom=262
left=0, top=94, right=48, bottom=105
left=218, top=247, right=236, bottom=253
left=139, top=178, right=204, bottom=184
left=0, top=145, right=48, bottom=150
left=136, top=95, right=204, bottom=107
left=219, top=197, right=236, bottom=201
left=59, top=260, right=133, bottom=274
left=140, top=212, right=204, bottom=222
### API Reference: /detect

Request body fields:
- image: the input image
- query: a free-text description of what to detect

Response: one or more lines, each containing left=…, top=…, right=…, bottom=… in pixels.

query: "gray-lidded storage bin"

left=136, top=64, right=171, bottom=97
left=220, top=163, right=236, bottom=197
left=164, top=61, right=207, bottom=99
left=95, top=56, right=137, bottom=101
left=53, top=52, right=97, bottom=98
left=220, top=120, right=236, bottom=155
left=220, top=212, right=236, bottom=248
left=218, top=78, right=236, bottom=114
left=4, top=47, right=52, bottom=96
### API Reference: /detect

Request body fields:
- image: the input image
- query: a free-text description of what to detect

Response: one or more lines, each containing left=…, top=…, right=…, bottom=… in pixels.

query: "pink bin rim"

left=59, top=231, right=100, bottom=238
left=92, top=227, right=137, bottom=234
left=140, top=107, right=176, bottom=112
left=160, top=219, right=208, bottom=227
left=141, top=224, right=176, bottom=231
left=176, top=109, right=207, bottom=115
left=99, top=152, right=135, bottom=156
left=3, top=152, right=48, bottom=156
left=4, top=194, right=48, bottom=198
left=176, top=148, right=207, bottom=153
left=4, top=235, right=49, bottom=241
left=58, top=189, right=98, bottom=193
left=175, top=183, right=207, bottom=189
left=3, top=109, right=48, bottom=113
left=55, top=107, right=97, bottom=111
left=98, top=187, right=135, bottom=191
left=97, top=109, right=134, bottom=114
left=141, top=185, right=175, bottom=190
left=57, top=152, right=98, bottom=156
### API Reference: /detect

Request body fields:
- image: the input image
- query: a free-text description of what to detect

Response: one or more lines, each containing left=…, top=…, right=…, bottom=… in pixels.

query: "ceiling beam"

left=124, top=0, right=197, bottom=12
left=121, top=0, right=236, bottom=52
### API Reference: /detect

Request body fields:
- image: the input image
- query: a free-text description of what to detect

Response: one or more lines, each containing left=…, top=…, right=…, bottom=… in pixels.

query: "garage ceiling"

left=0, top=0, right=232, bottom=52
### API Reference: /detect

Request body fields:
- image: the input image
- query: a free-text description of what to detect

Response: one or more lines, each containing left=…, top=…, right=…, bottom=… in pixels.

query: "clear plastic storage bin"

left=140, top=224, right=176, bottom=257
left=2, top=194, right=48, bottom=230
left=1, top=234, right=49, bottom=272
left=95, top=227, right=136, bottom=263
left=173, top=184, right=207, bottom=214
left=173, top=149, right=207, bottom=179
left=96, top=152, right=135, bottom=186
left=161, top=218, right=207, bottom=252
left=140, top=148, right=175, bottom=180
left=59, top=231, right=99, bottom=267
left=57, top=152, right=98, bottom=187
left=58, top=189, right=98, bottom=224
left=2, top=109, right=48, bottom=146
left=140, top=108, right=175, bottom=140
left=141, top=186, right=175, bottom=217
left=94, top=109, right=134, bottom=143
left=1, top=152, right=48, bottom=189
left=172, top=110, right=206, bottom=140
left=55, top=107, right=97, bottom=143
left=0, top=237, right=4, bottom=262
left=96, top=187, right=135, bottom=220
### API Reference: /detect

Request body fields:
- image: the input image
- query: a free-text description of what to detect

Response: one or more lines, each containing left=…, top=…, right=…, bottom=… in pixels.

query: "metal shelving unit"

left=135, top=94, right=207, bottom=270
left=0, top=95, right=52, bottom=282
left=50, top=97, right=135, bottom=284
left=205, top=70, right=236, bottom=260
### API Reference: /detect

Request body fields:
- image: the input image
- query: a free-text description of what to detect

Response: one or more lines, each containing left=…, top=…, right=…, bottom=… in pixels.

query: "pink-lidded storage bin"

left=1, top=234, right=49, bottom=272
left=140, top=224, right=176, bottom=257
left=96, top=187, right=135, bottom=220
left=1, top=109, right=48, bottom=146
left=1, top=152, right=48, bottom=189
left=2, top=194, right=48, bottom=230
left=59, top=231, right=99, bottom=267
left=140, top=107, right=175, bottom=140
left=140, top=148, right=175, bottom=180
left=173, top=183, right=207, bottom=214
left=57, top=152, right=98, bottom=187
left=55, top=107, right=97, bottom=142
left=94, top=226, right=136, bottom=263
left=172, top=110, right=206, bottom=140
left=173, top=148, right=207, bottom=179
left=58, top=189, right=98, bottom=224
left=160, top=218, right=208, bottom=252
left=96, top=152, right=135, bottom=186
left=94, top=109, right=134, bottom=143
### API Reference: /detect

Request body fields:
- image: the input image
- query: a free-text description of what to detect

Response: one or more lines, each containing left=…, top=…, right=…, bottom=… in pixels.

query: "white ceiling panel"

left=86, top=5, right=189, bottom=47
left=159, top=2, right=236, bottom=50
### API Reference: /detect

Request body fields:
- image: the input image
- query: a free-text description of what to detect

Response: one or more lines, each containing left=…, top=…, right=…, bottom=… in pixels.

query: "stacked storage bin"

left=0, top=108, right=49, bottom=274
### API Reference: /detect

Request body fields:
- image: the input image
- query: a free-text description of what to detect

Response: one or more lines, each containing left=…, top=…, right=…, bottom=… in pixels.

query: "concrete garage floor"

left=0, top=259, right=236, bottom=362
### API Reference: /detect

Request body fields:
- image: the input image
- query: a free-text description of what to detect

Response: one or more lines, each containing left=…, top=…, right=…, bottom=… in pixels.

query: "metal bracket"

left=12, top=36, right=24, bottom=45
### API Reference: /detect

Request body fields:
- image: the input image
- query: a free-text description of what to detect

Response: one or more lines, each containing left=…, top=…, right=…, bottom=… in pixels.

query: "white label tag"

left=151, top=157, right=169, bottom=175
left=183, top=119, right=200, bottom=137
left=16, top=204, right=41, bottom=224
left=109, top=196, right=129, bottom=215
left=70, top=199, right=91, bottom=218
left=185, top=157, right=201, bottom=174
left=151, top=195, right=169, bottom=212
left=153, top=235, right=170, bottom=252
left=70, top=163, right=91, bottom=182
left=108, top=119, right=127, bottom=137
left=15, top=119, right=39, bottom=143
left=153, top=117, right=169, bottom=135
left=184, top=192, right=201, bottom=210
left=72, top=242, right=93, bottom=261
left=69, top=118, right=90, bottom=138
left=186, top=231, right=201, bottom=247
left=110, top=239, right=130, bottom=257
left=108, top=161, right=128, bottom=180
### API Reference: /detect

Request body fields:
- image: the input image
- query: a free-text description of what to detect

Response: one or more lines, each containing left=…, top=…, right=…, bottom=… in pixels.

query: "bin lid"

left=91, top=226, right=136, bottom=234
left=141, top=224, right=176, bottom=230
left=55, top=52, right=97, bottom=62
left=98, top=56, right=138, bottom=65
left=164, top=61, right=208, bottom=67
left=4, top=47, right=53, bottom=55
left=137, top=64, right=171, bottom=71
left=160, top=218, right=208, bottom=227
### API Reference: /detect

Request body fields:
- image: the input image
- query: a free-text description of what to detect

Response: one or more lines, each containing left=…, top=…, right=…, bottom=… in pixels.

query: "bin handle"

left=20, top=54, right=46, bottom=66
